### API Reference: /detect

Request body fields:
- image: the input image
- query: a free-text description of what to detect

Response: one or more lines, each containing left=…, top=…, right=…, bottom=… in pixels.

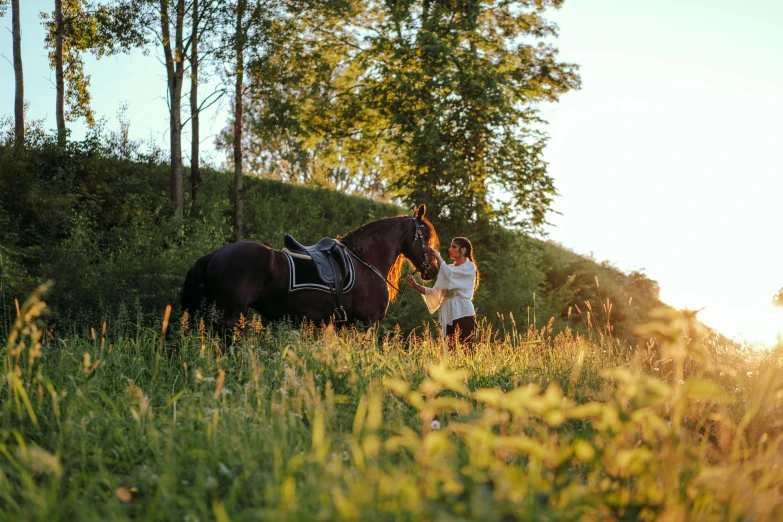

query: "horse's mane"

left=339, top=215, right=439, bottom=302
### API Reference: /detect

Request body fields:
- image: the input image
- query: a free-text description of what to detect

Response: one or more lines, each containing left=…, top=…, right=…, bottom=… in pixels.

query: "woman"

left=406, top=237, right=480, bottom=349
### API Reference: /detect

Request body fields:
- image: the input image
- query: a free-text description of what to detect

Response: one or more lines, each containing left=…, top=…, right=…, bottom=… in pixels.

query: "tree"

left=219, top=0, right=389, bottom=198
left=189, top=0, right=201, bottom=202
left=774, top=287, right=783, bottom=308
left=10, top=0, right=24, bottom=148
left=41, top=1, right=148, bottom=143
left=160, top=0, right=187, bottom=217
left=354, top=0, right=580, bottom=232
left=101, top=0, right=193, bottom=216
left=214, top=0, right=289, bottom=240
left=187, top=0, right=220, bottom=204
left=232, top=0, right=246, bottom=241
left=55, top=0, right=65, bottom=145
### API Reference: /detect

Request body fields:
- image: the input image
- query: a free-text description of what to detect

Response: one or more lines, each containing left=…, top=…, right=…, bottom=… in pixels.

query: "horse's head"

left=404, top=204, right=440, bottom=281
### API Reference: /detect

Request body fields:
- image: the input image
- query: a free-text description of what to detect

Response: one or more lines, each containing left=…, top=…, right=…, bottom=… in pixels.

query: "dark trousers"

left=446, top=315, right=476, bottom=350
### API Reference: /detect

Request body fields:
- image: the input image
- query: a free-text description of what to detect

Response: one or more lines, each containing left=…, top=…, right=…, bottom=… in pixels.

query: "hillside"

left=1, top=135, right=675, bottom=346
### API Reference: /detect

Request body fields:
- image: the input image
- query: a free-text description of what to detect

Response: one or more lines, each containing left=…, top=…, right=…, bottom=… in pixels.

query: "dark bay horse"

left=180, top=204, right=440, bottom=332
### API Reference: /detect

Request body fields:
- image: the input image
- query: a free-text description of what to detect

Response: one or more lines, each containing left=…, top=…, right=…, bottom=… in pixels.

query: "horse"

left=179, top=204, right=440, bottom=334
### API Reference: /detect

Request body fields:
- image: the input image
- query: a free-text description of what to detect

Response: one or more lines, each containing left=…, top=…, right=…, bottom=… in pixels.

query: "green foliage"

left=234, top=0, right=581, bottom=226
left=1, top=287, right=781, bottom=520
left=0, top=131, right=672, bottom=344
left=357, top=0, right=581, bottom=229
left=40, top=0, right=146, bottom=128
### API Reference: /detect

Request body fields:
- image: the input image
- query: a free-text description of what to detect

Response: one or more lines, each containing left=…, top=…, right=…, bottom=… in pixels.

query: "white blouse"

left=421, top=258, right=476, bottom=337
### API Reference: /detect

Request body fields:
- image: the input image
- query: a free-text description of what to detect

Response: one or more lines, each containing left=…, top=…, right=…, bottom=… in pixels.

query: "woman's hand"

left=406, top=274, right=424, bottom=294
left=432, top=250, right=444, bottom=263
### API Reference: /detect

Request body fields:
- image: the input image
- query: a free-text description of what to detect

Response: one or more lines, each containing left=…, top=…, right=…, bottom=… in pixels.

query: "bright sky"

left=542, top=0, right=783, bottom=347
left=2, top=0, right=782, bottom=346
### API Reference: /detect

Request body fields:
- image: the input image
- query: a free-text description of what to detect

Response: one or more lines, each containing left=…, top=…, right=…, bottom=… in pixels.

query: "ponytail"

left=453, top=237, right=480, bottom=291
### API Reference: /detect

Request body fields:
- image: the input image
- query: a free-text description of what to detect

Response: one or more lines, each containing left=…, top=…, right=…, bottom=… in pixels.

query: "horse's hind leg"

left=213, top=296, right=252, bottom=346
left=226, top=304, right=253, bottom=341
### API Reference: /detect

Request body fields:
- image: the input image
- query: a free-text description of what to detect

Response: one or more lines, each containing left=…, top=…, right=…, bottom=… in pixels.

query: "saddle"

left=283, top=234, right=349, bottom=322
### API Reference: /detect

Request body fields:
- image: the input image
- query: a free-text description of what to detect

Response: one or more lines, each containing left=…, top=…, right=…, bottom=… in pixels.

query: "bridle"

left=411, top=219, right=434, bottom=277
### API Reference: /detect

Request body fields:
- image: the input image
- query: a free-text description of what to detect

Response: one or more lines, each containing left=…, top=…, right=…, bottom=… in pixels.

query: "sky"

left=540, top=0, right=783, bottom=347
left=1, top=0, right=782, bottom=346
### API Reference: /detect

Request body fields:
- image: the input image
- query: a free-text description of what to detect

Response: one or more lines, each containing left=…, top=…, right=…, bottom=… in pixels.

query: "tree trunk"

left=233, top=0, right=245, bottom=242
left=55, top=0, right=66, bottom=146
left=190, top=0, right=200, bottom=203
left=12, top=0, right=24, bottom=148
left=160, top=0, right=185, bottom=216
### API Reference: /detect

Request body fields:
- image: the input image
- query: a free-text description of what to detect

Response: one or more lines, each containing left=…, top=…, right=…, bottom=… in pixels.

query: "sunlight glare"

left=697, top=302, right=783, bottom=351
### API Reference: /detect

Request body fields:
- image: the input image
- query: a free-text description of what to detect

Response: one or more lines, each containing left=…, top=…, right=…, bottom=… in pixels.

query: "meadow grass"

left=2, top=285, right=783, bottom=521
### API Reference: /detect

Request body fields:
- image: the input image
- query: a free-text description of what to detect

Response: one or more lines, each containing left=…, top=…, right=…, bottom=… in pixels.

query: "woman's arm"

left=432, top=249, right=451, bottom=275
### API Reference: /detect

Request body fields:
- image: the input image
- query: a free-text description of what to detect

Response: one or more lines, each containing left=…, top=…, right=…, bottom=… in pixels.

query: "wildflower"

left=220, top=388, right=232, bottom=395
left=734, top=388, right=741, bottom=393
left=678, top=380, right=684, bottom=385
left=747, top=371, right=753, bottom=377
left=654, top=367, right=659, bottom=371
left=343, top=451, right=350, bottom=462
left=431, top=420, right=441, bottom=431
left=719, top=372, right=725, bottom=377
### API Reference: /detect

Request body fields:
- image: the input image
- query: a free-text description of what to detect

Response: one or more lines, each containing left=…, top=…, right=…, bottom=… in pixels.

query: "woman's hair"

left=453, top=237, right=480, bottom=291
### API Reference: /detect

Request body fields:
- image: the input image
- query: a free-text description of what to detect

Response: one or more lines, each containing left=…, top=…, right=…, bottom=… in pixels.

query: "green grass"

left=2, top=285, right=783, bottom=521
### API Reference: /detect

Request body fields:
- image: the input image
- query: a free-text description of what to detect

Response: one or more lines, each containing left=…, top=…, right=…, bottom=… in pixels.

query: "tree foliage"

left=356, top=0, right=580, bottom=229
left=40, top=1, right=147, bottom=128
left=233, top=0, right=580, bottom=228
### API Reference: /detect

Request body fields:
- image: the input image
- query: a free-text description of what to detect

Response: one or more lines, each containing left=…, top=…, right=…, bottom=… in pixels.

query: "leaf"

left=494, top=436, right=554, bottom=461
left=684, top=379, right=735, bottom=403
left=427, top=363, right=470, bottom=395
left=472, top=388, right=504, bottom=408
left=568, top=403, right=604, bottom=419
left=383, top=377, right=410, bottom=397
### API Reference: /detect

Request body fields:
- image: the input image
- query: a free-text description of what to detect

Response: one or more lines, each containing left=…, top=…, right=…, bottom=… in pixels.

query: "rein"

left=341, top=243, right=403, bottom=293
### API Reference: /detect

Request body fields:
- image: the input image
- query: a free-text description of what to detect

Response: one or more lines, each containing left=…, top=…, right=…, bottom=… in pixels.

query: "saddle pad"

left=283, top=250, right=356, bottom=294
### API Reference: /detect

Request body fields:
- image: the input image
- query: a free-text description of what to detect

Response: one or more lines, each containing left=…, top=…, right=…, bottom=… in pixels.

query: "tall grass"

left=2, top=285, right=783, bottom=520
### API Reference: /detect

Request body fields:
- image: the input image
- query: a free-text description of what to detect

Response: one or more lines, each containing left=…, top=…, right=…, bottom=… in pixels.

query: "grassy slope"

left=0, top=141, right=685, bottom=349
left=2, top=289, right=782, bottom=520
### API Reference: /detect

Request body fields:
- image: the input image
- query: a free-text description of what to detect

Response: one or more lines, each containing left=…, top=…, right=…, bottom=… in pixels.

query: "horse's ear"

left=414, top=204, right=426, bottom=221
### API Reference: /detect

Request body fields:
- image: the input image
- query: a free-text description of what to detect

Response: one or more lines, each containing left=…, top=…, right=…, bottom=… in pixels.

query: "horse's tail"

left=180, top=252, right=214, bottom=316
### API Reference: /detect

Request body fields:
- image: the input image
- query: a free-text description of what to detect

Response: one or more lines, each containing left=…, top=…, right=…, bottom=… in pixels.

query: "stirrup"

left=334, top=307, right=348, bottom=323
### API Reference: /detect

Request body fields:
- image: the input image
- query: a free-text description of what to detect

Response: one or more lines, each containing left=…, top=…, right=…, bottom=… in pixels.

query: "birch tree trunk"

left=160, top=0, right=185, bottom=216
left=55, top=0, right=66, bottom=146
left=12, top=0, right=24, bottom=148
left=190, top=0, right=200, bottom=203
left=232, top=0, right=245, bottom=242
